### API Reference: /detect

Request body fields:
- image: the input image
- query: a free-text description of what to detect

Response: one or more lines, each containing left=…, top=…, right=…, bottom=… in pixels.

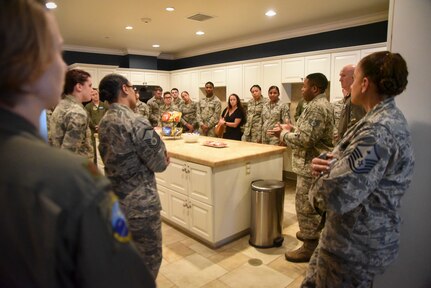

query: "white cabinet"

left=226, top=65, right=243, bottom=100
left=360, top=46, right=386, bottom=59
left=305, top=54, right=331, bottom=80
left=116, top=69, right=131, bottom=81
left=199, top=67, right=227, bottom=87
left=158, top=73, right=171, bottom=91
left=157, top=158, right=213, bottom=241
left=130, top=71, right=146, bottom=85
left=243, top=63, right=261, bottom=101
left=282, top=57, right=304, bottom=83
left=261, top=60, right=283, bottom=100
left=68, top=64, right=117, bottom=88
left=330, top=51, right=361, bottom=102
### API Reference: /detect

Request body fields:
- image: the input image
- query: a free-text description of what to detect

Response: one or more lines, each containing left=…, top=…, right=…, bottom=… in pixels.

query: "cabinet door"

left=180, top=72, right=192, bottom=93
left=155, top=169, right=169, bottom=187
left=212, top=67, right=226, bottom=86
left=187, top=162, right=213, bottom=205
left=330, top=51, right=361, bottom=102
left=199, top=70, right=212, bottom=87
left=168, top=159, right=188, bottom=195
left=169, top=191, right=189, bottom=229
left=360, top=46, right=386, bottom=59
left=282, top=57, right=304, bottom=83
left=130, top=71, right=146, bottom=85
left=171, top=73, right=181, bottom=92
left=144, top=72, right=158, bottom=85
left=189, top=199, right=213, bottom=241
left=226, top=65, right=243, bottom=100
left=305, top=54, right=331, bottom=80
left=262, top=60, right=282, bottom=97
left=189, top=71, right=200, bottom=101
left=243, top=63, right=261, bottom=100
left=158, top=73, right=170, bottom=91
left=157, top=185, right=170, bottom=219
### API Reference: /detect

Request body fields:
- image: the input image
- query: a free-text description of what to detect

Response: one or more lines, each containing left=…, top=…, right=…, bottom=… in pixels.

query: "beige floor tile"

left=268, top=256, right=308, bottom=279
left=208, top=248, right=251, bottom=271
left=219, top=262, right=294, bottom=288
left=188, top=241, right=221, bottom=258
left=163, top=225, right=189, bottom=245
left=200, top=279, right=231, bottom=288
left=163, top=241, right=196, bottom=262
left=285, top=274, right=305, bottom=288
left=156, top=273, right=176, bottom=288
left=161, top=253, right=227, bottom=288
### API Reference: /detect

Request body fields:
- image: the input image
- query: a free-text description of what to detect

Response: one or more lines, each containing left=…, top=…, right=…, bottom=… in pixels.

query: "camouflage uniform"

left=303, top=98, right=414, bottom=287
left=147, top=96, right=164, bottom=127
left=173, top=97, right=184, bottom=108
left=180, top=100, right=199, bottom=132
left=98, top=103, right=169, bottom=278
left=46, top=108, right=54, bottom=145
left=242, top=97, right=265, bottom=143
left=261, top=100, right=291, bottom=145
left=0, top=107, right=155, bottom=288
left=335, top=94, right=366, bottom=143
left=85, top=101, right=109, bottom=164
left=280, top=93, right=334, bottom=240
left=51, top=95, right=93, bottom=160
left=133, top=99, right=150, bottom=120
left=196, top=95, right=221, bottom=137
left=294, top=98, right=307, bottom=123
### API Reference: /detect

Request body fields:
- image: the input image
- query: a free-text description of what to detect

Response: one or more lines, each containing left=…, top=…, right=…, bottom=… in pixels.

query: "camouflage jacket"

left=133, top=99, right=149, bottom=120
left=180, top=101, right=198, bottom=128
left=261, top=100, right=291, bottom=145
left=243, top=97, right=265, bottom=142
left=147, top=96, right=164, bottom=127
left=196, top=95, right=221, bottom=130
left=336, top=94, right=366, bottom=141
left=173, top=97, right=184, bottom=108
left=309, top=97, right=415, bottom=270
left=98, top=103, right=168, bottom=211
left=281, top=94, right=334, bottom=176
left=51, top=95, right=93, bottom=159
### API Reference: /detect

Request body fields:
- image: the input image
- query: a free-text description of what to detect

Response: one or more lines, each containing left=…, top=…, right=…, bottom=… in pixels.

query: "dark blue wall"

left=64, top=21, right=387, bottom=71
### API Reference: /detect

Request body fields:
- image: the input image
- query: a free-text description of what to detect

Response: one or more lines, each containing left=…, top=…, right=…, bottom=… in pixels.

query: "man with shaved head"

left=333, top=64, right=366, bottom=143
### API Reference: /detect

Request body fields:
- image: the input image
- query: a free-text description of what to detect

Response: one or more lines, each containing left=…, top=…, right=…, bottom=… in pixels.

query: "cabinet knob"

left=183, top=202, right=188, bottom=207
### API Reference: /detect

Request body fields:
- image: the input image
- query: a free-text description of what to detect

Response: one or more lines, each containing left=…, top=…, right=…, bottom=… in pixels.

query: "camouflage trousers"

left=301, top=246, right=375, bottom=288
left=295, top=175, right=322, bottom=240
left=120, top=200, right=162, bottom=279
left=199, top=126, right=216, bottom=137
left=241, top=132, right=261, bottom=143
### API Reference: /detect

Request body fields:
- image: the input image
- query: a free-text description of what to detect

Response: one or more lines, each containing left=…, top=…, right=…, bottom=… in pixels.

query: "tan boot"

left=285, top=240, right=318, bottom=263
left=296, top=231, right=306, bottom=241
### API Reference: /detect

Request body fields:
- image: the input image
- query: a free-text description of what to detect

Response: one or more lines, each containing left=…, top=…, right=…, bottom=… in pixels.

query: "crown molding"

left=174, top=11, right=388, bottom=59
left=63, top=45, right=126, bottom=55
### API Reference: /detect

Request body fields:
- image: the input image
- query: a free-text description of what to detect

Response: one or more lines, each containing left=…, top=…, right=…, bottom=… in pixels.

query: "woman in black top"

left=218, top=93, right=246, bottom=140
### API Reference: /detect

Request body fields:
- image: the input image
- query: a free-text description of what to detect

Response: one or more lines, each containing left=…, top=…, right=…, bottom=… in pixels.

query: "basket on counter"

left=160, top=111, right=183, bottom=139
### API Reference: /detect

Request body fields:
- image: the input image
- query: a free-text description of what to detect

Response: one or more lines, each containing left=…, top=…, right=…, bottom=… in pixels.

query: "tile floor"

left=157, top=179, right=308, bottom=288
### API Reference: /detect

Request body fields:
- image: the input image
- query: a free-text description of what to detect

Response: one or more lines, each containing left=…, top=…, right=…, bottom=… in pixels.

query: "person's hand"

left=201, top=124, right=209, bottom=135
left=311, top=153, right=335, bottom=177
left=186, top=123, right=193, bottom=132
left=218, top=118, right=225, bottom=126
left=267, top=123, right=283, bottom=138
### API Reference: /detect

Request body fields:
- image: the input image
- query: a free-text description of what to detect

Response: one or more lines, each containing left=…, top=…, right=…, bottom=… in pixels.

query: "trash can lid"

left=251, top=179, right=285, bottom=192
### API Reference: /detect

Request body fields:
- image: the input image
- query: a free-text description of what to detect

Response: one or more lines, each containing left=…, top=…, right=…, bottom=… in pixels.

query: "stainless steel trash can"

left=249, top=179, right=285, bottom=248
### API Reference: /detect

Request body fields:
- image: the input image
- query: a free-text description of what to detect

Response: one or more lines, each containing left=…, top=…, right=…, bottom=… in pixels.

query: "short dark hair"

left=153, top=86, right=162, bottom=92
left=163, top=91, right=171, bottom=97
left=250, top=84, right=261, bottom=92
left=63, top=69, right=91, bottom=95
left=171, top=88, right=179, bottom=92
left=268, top=85, right=280, bottom=94
left=205, top=81, right=214, bottom=88
left=305, top=73, right=328, bottom=94
left=99, top=73, right=129, bottom=104
left=359, top=51, right=408, bottom=97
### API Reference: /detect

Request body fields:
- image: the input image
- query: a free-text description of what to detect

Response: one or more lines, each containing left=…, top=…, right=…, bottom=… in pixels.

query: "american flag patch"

left=348, top=144, right=380, bottom=174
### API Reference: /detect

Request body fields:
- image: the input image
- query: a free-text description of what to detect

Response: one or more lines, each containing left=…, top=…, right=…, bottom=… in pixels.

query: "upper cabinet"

left=304, top=54, right=331, bottom=80
left=68, top=64, right=117, bottom=88
left=282, top=57, right=304, bottom=83
left=242, top=63, right=261, bottom=101
left=226, top=65, right=243, bottom=100
left=198, top=67, right=226, bottom=87
left=360, top=46, right=386, bottom=59
left=329, top=51, right=361, bottom=102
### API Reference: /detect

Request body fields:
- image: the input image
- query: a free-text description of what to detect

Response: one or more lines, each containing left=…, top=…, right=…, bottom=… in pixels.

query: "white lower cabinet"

left=157, top=158, right=214, bottom=242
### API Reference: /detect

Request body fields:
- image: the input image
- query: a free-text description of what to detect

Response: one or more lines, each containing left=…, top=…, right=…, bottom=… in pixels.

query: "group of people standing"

left=0, top=1, right=415, bottom=287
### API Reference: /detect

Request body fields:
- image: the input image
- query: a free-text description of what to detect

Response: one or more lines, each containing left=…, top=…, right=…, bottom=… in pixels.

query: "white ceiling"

left=52, top=0, right=389, bottom=59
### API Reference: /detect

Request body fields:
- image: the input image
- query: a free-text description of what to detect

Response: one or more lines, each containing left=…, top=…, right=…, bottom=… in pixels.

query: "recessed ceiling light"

left=166, top=7, right=175, bottom=12
left=152, top=44, right=160, bottom=48
left=265, top=10, right=276, bottom=17
left=125, top=26, right=133, bottom=30
left=45, top=2, right=57, bottom=9
left=196, top=31, right=205, bottom=36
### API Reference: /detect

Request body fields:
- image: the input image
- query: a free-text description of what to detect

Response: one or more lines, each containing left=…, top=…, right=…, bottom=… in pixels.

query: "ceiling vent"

left=187, top=13, right=213, bottom=22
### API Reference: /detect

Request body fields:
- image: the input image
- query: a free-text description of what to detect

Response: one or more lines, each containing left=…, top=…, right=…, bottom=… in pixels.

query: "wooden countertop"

left=162, top=136, right=285, bottom=167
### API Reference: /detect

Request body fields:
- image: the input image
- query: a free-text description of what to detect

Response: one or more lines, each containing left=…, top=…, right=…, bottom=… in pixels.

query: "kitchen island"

left=156, top=136, right=285, bottom=248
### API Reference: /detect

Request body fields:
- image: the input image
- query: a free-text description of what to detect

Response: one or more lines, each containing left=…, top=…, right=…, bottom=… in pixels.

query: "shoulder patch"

left=348, top=143, right=380, bottom=174
left=143, top=128, right=161, bottom=149
left=109, top=193, right=132, bottom=243
left=309, top=118, right=321, bottom=127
